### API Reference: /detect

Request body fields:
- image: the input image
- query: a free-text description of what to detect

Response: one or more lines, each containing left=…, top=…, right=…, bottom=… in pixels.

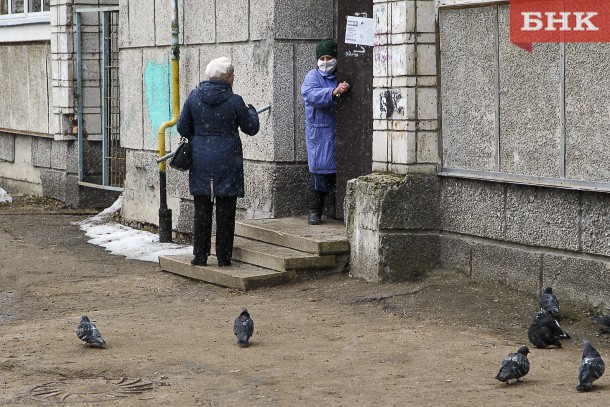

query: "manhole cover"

left=28, top=377, right=156, bottom=402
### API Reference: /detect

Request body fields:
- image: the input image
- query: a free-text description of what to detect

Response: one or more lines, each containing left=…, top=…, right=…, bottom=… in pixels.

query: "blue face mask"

left=317, top=58, right=337, bottom=74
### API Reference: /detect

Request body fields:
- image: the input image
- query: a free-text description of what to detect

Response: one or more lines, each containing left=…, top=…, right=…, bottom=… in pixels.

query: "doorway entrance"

left=336, top=0, right=374, bottom=218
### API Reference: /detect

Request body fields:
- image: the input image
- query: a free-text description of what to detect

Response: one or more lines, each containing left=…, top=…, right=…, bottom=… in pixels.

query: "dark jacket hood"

left=196, top=80, right=233, bottom=106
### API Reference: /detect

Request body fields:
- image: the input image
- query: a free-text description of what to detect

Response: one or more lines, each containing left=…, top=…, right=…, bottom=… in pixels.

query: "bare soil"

left=1, top=196, right=609, bottom=406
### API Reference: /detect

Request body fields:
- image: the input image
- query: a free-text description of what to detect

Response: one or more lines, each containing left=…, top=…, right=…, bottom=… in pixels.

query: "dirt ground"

left=1, top=196, right=609, bottom=406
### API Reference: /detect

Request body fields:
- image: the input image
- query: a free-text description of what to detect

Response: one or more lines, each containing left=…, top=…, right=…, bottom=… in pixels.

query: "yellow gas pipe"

left=158, top=0, right=180, bottom=243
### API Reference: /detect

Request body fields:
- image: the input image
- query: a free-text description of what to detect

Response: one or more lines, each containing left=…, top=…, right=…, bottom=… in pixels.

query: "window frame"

left=0, top=0, right=50, bottom=26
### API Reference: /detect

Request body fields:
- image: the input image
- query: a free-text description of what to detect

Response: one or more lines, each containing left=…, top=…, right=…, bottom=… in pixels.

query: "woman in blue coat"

left=177, top=57, right=259, bottom=267
left=301, top=39, right=349, bottom=225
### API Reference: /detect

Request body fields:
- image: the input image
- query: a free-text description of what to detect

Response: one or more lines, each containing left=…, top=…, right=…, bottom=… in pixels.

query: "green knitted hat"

left=315, top=39, right=337, bottom=60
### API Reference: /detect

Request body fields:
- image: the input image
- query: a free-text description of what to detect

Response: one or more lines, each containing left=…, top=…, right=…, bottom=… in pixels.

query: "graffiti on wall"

left=144, top=60, right=174, bottom=145
left=379, top=90, right=404, bottom=118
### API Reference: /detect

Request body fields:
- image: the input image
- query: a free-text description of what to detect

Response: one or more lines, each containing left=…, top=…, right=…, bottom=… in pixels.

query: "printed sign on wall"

left=345, top=16, right=374, bottom=46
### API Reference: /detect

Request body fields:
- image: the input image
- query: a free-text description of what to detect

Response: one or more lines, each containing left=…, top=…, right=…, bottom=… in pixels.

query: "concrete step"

left=235, top=217, right=349, bottom=255
left=211, top=236, right=336, bottom=272
left=159, top=254, right=296, bottom=291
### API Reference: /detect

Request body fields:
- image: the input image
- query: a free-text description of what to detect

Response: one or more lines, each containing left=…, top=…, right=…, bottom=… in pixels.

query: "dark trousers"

left=310, top=173, right=336, bottom=218
left=193, top=195, right=237, bottom=263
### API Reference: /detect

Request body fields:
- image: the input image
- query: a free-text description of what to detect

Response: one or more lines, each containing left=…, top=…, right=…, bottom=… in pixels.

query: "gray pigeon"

left=539, top=287, right=560, bottom=318
left=533, top=310, right=570, bottom=339
left=233, top=309, right=254, bottom=347
left=76, top=315, right=106, bottom=348
left=495, top=346, right=531, bottom=384
left=577, top=340, right=605, bottom=392
left=528, top=320, right=562, bottom=349
left=592, top=315, right=610, bottom=334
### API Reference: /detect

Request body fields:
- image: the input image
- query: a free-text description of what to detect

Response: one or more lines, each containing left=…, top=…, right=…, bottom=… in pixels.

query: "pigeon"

left=528, top=320, right=562, bottom=349
left=76, top=315, right=106, bottom=348
left=576, top=340, right=605, bottom=392
left=592, top=315, right=610, bottom=334
left=533, top=310, right=570, bottom=339
left=538, top=287, right=560, bottom=318
left=495, top=346, right=531, bottom=384
left=233, top=309, right=254, bottom=347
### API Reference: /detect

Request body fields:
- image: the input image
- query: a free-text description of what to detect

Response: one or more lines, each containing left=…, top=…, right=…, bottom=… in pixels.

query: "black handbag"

left=169, top=138, right=192, bottom=171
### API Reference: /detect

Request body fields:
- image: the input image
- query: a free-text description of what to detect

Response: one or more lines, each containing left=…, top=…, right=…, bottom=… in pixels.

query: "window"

left=0, top=0, right=49, bottom=19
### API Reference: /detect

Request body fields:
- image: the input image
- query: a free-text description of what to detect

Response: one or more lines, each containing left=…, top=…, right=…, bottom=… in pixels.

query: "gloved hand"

left=247, top=104, right=255, bottom=110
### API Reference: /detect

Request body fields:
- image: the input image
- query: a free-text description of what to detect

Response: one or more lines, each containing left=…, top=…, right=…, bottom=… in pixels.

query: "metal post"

left=76, top=12, right=84, bottom=182
left=102, top=11, right=110, bottom=185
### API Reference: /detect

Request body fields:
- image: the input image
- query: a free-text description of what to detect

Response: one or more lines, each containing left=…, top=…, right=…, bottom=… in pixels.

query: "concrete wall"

left=119, top=0, right=335, bottom=230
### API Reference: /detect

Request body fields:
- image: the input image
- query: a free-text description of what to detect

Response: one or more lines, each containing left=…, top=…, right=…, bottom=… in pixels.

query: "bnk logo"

left=510, top=0, right=610, bottom=51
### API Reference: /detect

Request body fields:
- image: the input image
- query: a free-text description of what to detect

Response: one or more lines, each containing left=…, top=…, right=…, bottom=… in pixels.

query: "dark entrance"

left=336, top=0, right=374, bottom=218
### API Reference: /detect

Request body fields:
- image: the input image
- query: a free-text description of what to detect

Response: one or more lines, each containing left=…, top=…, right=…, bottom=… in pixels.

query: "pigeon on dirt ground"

left=528, top=319, right=562, bottom=349
left=592, top=315, right=610, bottom=334
left=539, top=287, right=560, bottom=318
left=495, top=346, right=531, bottom=384
left=533, top=310, right=570, bottom=339
left=76, top=315, right=107, bottom=348
left=577, top=340, right=605, bottom=392
left=233, top=309, right=254, bottom=347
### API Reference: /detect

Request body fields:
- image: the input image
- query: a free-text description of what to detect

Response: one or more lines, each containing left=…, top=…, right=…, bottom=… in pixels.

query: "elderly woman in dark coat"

left=177, top=57, right=259, bottom=267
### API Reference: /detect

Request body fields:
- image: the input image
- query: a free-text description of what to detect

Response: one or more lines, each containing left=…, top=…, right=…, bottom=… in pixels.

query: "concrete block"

left=178, top=47, right=200, bottom=126
left=416, top=0, right=436, bottom=33
left=295, top=42, right=317, bottom=162
left=271, top=42, right=295, bottom=162
left=417, top=131, right=438, bottom=163
left=471, top=242, right=541, bottom=295
left=372, top=131, right=388, bottom=162
left=40, top=168, right=67, bottom=202
left=142, top=48, right=172, bottom=153
left=439, top=6, right=495, bottom=171
left=0, top=135, right=15, bottom=162
left=177, top=197, right=195, bottom=234
left=581, top=192, right=610, bottom=257
left=565, top=42, right=610, bottom=182
left=374, top=3, right=389, bottom=35
left=373, top=45, right=389, bottom=77
left=498, top=6, right=560, bottom=177
left=8, top=46, right=30, bottom=132
left=155, top=0, right=184, bottom=46
left=121, top=150, right=162, bottom=227
left=379, top=232, right=439, bottom=282
left=379, top=173, right=441, bottom=230
left=250, top=0, right=274, bottom=41
left=119, top=49, right=144, bottom=150
left=0, top=53, right=11, bottom=130
left=25, top=45, right=51, bottom=134
left=65, top=140, right=79, bottom=174
left=349, top=224, right=381, bottom=282
left=392, top=1, right=415, bottom=34
left=417, top=87, right=437, bottom=120
left=543, top=254, right=610, bottom=311
left=440, top=177, right=505, bottom=240
left=439, top=235, right=472, bottom=276
left=416, top=43, right=436, bottom=76
left=50, top=140, right=68, bottom=170
left=275, top=0, right=333, bottom=40
left=118, top=0, right=129, bottom=48
left=217, top=0, right=249, bottom=43
left=391, top=131, right=416, bottom=164
left=31, top=138, right=52, bottom=168
left=128, top=0, right=156, bottom=47
left=505, top=185, right=580, bottom=251
left=373, top=87, right=413, bottom=120
left=390, top=43, right=415, bottom=76
left=182, top=0, right=215, bottom=45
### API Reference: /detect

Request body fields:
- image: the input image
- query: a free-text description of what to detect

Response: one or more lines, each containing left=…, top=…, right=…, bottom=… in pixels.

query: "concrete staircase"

left=158, top=217, right=350, bottom=291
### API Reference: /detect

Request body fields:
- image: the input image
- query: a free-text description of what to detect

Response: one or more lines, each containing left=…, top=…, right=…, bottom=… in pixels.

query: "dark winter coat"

left=177, top=81, right=259, bottom=197
left=301, top=68, right=338, bottom=174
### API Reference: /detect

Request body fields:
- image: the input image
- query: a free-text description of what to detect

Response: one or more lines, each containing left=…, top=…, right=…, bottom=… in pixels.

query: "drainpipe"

left=158, top=0, right=181, bottom=243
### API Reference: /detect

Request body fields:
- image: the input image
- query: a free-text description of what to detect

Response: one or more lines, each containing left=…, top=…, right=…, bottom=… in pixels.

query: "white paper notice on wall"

left=345, top=16, right=374, bottom=46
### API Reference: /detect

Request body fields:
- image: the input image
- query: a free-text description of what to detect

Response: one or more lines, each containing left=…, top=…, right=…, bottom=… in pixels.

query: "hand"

left=333, top=81, right=349, bottom=97
left=247, top=104, right=255, bottom=110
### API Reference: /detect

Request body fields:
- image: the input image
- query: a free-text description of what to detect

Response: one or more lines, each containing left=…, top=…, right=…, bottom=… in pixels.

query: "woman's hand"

left=332, top=81, right=350, bottom=97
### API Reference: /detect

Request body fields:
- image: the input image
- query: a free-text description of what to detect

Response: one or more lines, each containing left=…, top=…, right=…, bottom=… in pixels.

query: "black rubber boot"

left=309, top=190, right=325, bottom=225
left=324, top=192, right=336, bottom=220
